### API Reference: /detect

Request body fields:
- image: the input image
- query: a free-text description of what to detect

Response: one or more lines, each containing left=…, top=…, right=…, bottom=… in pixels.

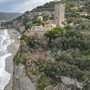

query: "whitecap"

left=0, top=29, right=14, bottom=90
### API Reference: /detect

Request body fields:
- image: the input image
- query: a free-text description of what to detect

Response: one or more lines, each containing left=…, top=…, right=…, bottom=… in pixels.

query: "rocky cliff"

left=13, top=26, right=90, bottom=90
left=13, top=64, right=36, bottom=90
left=9, top=0, right=90, bottom=89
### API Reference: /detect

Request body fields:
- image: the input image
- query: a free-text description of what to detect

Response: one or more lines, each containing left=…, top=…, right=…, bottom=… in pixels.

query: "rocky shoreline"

left=4, top=29, right=36, bottom=90
left=5, top=29, right=20, bottom=90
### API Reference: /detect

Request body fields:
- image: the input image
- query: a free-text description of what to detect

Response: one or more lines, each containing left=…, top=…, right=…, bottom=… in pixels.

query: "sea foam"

left=0, top=29, right=13, bottom=90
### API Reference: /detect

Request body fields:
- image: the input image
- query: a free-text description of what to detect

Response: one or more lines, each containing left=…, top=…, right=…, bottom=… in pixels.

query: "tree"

left=25, top=21, right=32, bottom=30
left=45, top=26, right=66, bottom=41
left=33, top=18, right=45, bottom=26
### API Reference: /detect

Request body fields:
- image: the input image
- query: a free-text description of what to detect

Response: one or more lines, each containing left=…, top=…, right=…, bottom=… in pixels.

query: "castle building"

left=54, top=0, right=65, bottom=26
left=38, top=12, right=43, bottom=21
left=38, top=16, right=43, bottom=21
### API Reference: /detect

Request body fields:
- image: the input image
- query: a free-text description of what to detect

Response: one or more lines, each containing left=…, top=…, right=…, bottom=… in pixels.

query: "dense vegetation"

left=31, top=1, right=55, bottom=12
left=14, top=25, right=90, bottom=90
left=13, top=0, right=90, bottom=90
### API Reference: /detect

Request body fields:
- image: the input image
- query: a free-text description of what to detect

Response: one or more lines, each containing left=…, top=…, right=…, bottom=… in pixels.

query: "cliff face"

left=11, top=0, right=90, bottom=89
left=13, top=63, right=36, bottom=90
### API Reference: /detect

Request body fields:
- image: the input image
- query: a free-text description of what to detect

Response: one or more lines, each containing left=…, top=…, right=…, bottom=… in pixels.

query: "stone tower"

left=54, top=0, right=65, bottom=26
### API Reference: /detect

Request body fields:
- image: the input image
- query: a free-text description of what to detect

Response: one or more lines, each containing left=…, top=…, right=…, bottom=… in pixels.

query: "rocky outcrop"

left=61, top=76, right=83, bottom=89
left=13, top=64, right=36, bottom=90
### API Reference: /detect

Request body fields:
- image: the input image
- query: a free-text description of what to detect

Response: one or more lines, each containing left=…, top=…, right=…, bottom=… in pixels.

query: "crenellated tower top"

left=54, top=0, right=61, bottom=2
left=54, top=0, right=66, bottom=3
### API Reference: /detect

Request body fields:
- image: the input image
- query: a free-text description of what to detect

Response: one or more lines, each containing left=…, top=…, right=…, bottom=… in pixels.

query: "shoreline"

left=4, top=29, right=20, bottom=90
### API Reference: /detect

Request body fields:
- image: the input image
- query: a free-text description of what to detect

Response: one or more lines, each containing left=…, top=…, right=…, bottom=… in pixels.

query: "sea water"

left=0, top=29, right=12, bottom=90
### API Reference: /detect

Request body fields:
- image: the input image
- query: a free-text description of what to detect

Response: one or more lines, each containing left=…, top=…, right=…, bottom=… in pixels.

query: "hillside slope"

left=4, top=0, right=90, bottom=30
left=0, top=12, right=22, bottom=20
left=13, top=0, right=90, bottom=90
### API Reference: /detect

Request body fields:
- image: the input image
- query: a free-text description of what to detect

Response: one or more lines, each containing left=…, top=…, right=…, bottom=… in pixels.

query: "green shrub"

left=37, top=73, right=48, bottom=90
left=45, top=26, right=67, bottom=40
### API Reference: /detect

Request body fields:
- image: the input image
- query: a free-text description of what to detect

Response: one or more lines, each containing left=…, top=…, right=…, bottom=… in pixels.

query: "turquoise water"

left=0, top=29, right=12, bottom=90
